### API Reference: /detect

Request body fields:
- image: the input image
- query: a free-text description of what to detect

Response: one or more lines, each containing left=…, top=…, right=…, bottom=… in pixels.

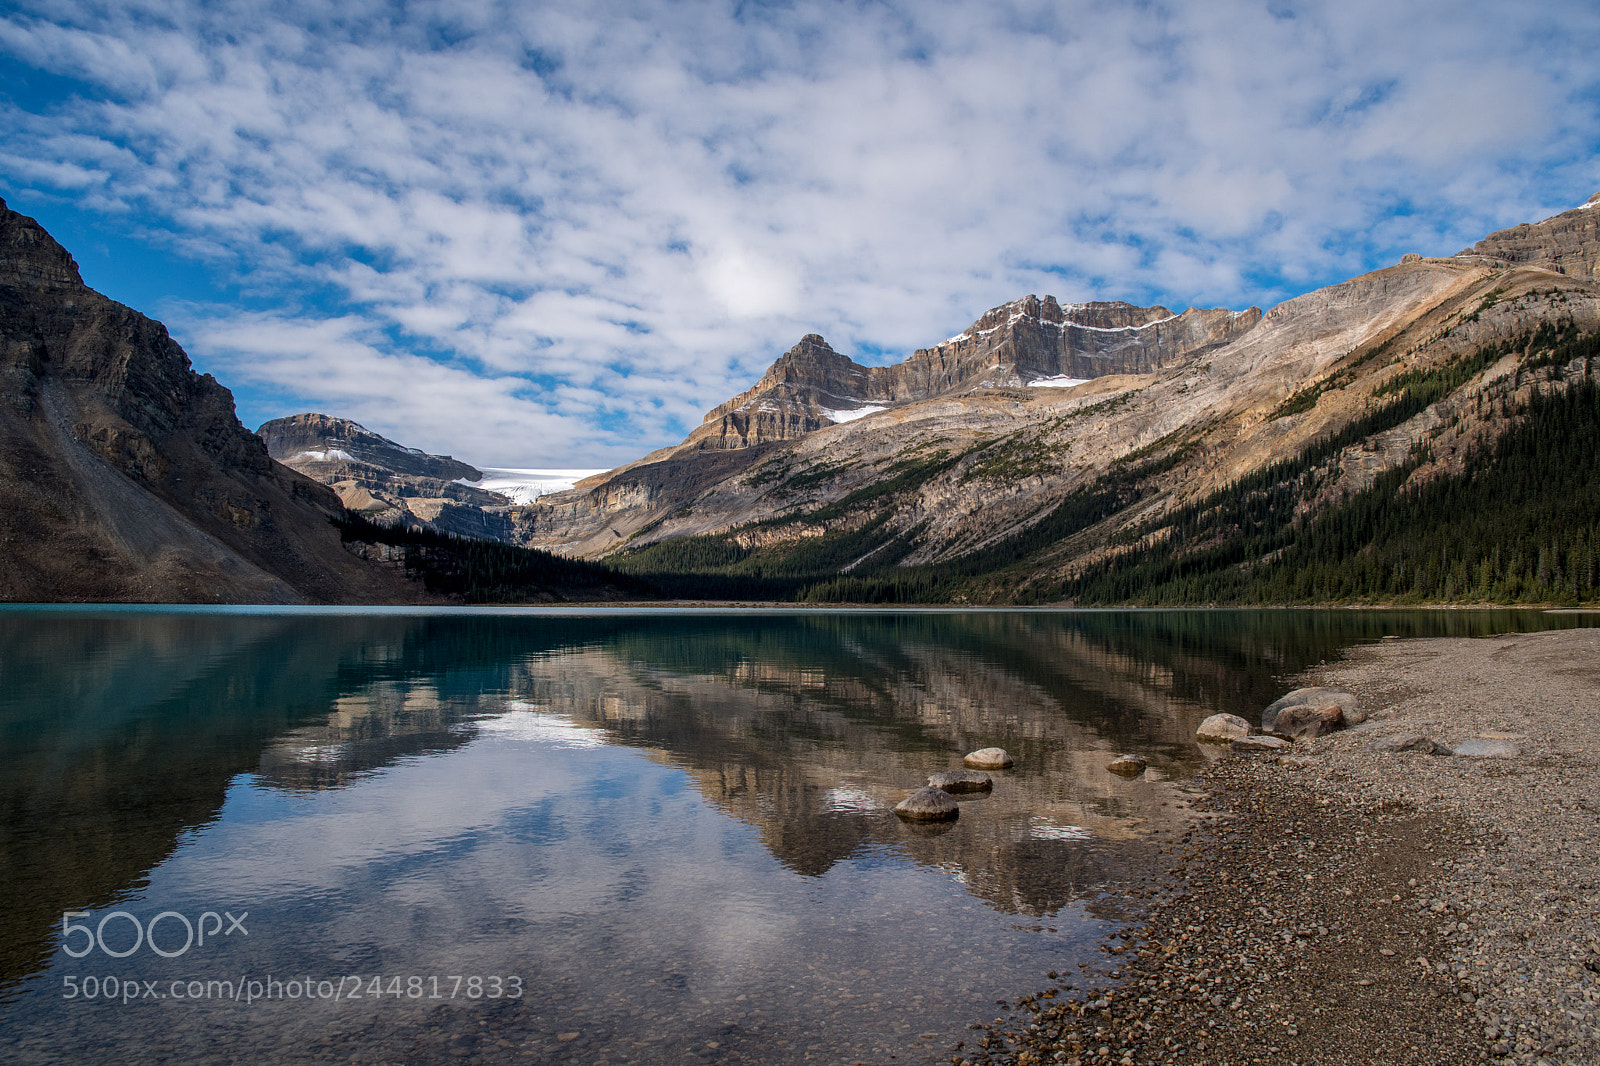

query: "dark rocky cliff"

left=0, top=198, right=425, bottom=603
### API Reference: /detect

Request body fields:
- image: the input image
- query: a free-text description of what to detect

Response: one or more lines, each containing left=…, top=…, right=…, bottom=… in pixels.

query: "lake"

left=0, top=607, right=1580, bottom=1065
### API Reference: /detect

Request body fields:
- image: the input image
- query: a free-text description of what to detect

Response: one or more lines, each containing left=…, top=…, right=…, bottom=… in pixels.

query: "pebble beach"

left=954, top=626, right=1600, bottom=1066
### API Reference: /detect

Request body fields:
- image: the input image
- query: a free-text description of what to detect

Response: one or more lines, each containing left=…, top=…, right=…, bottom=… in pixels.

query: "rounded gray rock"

left=1106, top=755, right=1148, bottom=777
left=1196, top=713, right=1252, bottom=742
left=894, top=786, right=960, bottom=821
left=927, top=769, right=993, bottom=793
left=1261, top=687, right=1363, bottom=730
left=963, top=747, right=1013, bottom=770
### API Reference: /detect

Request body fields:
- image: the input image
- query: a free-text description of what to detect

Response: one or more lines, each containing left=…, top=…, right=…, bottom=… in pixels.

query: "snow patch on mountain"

left=1027, top=375, right=1091, bottom=389
left=820, top=405, right=888, bottom=423
left=460, top=468, right=607, bottom=504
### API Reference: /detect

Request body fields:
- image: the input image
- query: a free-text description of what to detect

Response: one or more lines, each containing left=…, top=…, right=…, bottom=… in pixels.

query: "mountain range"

left=1, top=191, right=1597, bottom=604
left=489, top=193, right=1600, bottom=605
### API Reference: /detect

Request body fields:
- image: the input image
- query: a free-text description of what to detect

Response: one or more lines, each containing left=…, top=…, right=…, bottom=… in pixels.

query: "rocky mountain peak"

left=664, top=288, right=1261, bottom=458
left=757, top=334, right=870, bottom=393
left=1458, top=192, right=1600, bottom=278
left=258, top=413, right=514, bottom=541
left=0, top=196, right=84, bottom=292
left=898, top=292, right=1257, bottom=396
left=259, top=412, right=482, bottom=482
left=952, top=295, right=1176, bottom=342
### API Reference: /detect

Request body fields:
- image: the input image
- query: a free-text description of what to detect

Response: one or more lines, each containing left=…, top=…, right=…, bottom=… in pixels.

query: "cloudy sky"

left=2, top=1, right=1598, bottom=467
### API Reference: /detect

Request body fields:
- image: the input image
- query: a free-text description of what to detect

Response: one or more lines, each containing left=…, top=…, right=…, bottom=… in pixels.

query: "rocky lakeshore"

left=951, top=627, right=1600, bottom=1066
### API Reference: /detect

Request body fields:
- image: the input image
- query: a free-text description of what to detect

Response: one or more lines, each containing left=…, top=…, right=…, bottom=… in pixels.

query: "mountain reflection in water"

left=0, top=607, right=1578, bottom=1065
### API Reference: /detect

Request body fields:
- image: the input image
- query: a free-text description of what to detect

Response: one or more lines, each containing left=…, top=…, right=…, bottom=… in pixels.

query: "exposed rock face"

left=260, top=413, right=514, bottom=541
left=510, top=445, right=773, bottom=556
left=682, top=297, right=1262, bottom=452
left=893, top=296, right=1260, bottom=397
left=1459, top=193, right=1600, bottom=279
left=686, top=334, right=869, bottom=450
left=0, top=198, right=423, bottom=603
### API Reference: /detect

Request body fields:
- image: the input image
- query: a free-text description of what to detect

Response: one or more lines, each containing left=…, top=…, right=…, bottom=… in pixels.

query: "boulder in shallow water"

left=963, top=747, right=1013, bottom=769
left=1367, top=733, right=1452, bottom=755
left=1262, top=687, right=1363, bottom=731
left=928, top=769, right=993, bottom=793
left=1452, top=738, right=1520, bottom=759
left=1196, top=713, right=1252, bottom=742
left=1106, top=755, right=1148, bottom=777
left=1232, top=735, right=1292, bottom=753
left=894, top=786, right=960, bottom=821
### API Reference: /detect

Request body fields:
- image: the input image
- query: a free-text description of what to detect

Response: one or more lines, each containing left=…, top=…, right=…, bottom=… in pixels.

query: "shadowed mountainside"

left=0, top=198, right=427, bottom=603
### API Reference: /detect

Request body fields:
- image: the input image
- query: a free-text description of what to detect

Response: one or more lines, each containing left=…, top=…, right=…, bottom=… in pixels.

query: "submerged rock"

left=963, top=747, right=1013, bottom=770
left=894, top=786, right=960, bottom=821
left=928, top=769, right=993, bottom=793
left=1196, top=713, right=1253, bottom=742
left=1366, top=733, right=1452, bottom=755
left=1107, top=755, right=1148, bottom=777
left=1262, top=688, right=1363, bottom=732
left=1232, top=735, right=1292, bottom=754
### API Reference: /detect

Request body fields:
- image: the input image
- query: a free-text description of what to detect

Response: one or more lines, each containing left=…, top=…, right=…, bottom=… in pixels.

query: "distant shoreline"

left=4, top=600, right=1598, bottom=615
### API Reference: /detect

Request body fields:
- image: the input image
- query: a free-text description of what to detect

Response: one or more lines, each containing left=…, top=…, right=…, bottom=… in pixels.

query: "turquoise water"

left=0, top=607, right=1581, bottom=1064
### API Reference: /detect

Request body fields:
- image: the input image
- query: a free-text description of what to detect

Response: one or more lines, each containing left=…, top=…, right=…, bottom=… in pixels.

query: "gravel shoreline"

left=951, top=628, right=1600, bottom=1066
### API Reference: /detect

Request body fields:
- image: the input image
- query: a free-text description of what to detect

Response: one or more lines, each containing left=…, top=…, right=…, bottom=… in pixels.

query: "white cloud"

left=1, top=0, right=1598, bottom=466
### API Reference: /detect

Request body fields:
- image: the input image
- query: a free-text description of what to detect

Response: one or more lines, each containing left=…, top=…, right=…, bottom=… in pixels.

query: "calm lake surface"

left=0, top=607, right=1583, bottom=1065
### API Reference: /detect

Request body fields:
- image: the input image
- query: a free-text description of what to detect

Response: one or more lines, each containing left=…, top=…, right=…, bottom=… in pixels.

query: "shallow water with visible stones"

left=0, top=607, right=1583, bottom=1064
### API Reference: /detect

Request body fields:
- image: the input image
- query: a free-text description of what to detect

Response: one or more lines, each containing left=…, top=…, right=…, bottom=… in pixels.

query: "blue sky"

left=2, top=0, right=1598, bottom=468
